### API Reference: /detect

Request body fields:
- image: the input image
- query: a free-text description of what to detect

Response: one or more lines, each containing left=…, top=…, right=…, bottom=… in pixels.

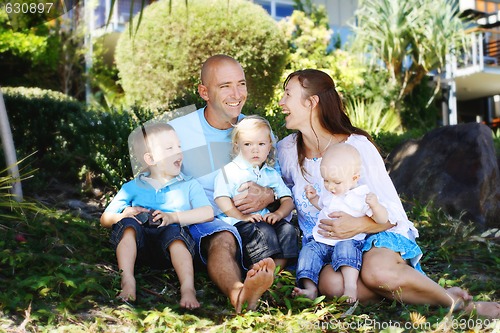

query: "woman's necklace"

left=312, top=135, right=333, bottom=161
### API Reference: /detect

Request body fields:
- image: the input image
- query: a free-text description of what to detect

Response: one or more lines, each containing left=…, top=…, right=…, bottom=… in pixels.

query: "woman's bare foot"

left=118, top=274, right=136, bottom=302
left=292, top=286, right=317, bottom=300
left=447, top=287, right=500, bottom=318
left=235, top=258, right=275, bottom=313
left=464, top=301, right=500, bottom=319
left=180, top=285, right=200, bottom=310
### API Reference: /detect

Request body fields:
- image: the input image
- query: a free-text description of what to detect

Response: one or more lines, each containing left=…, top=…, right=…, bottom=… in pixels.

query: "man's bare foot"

left=343, top=285, right=357, bottom=303
left=180, top=285, right=200, bottom=310
left=292, top=286, right=317, bottom=300
left=118, top=274, right=136, bottom=302
left=235, top=258, right=275, bottom=313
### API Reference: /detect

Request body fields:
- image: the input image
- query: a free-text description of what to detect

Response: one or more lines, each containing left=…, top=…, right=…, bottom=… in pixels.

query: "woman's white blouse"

left=277, top=133, right=418, bottom=242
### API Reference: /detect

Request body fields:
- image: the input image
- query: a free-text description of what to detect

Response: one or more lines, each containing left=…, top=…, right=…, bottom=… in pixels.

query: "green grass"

left=0, top=183, right=499, bottom=332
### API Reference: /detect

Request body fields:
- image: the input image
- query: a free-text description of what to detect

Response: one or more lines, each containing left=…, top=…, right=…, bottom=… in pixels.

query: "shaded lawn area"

left=0, top=197, right=499, bottom=332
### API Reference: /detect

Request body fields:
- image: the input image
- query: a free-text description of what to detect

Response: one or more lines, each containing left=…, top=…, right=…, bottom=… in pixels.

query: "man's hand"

left=233, top=181, right=274, bottom=215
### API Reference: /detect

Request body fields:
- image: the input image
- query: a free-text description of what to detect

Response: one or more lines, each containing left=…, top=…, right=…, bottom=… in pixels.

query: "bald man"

left=169, top=55, right=276, bottom=312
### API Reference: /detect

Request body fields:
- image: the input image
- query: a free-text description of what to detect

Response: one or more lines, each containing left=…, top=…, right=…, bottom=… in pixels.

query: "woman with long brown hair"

left=277, top=69, right=499, bottom=317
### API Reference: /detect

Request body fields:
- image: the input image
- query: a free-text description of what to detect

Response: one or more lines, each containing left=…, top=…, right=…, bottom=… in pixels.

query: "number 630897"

left=4, top=2, right=53, bottom=14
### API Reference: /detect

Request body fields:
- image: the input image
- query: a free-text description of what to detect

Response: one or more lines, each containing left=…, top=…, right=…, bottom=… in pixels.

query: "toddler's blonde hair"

left=231, top=115, right=276, bottom=167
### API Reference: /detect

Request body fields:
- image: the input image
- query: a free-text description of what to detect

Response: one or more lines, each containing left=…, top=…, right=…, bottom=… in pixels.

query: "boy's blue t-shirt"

left=104, top=173, right=211, bottom=214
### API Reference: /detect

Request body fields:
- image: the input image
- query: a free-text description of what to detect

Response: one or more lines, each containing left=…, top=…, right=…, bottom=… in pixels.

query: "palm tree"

left=351, top=0, right=467, bottom=109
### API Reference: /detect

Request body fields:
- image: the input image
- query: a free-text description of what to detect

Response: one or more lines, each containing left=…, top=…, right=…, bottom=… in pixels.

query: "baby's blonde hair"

left=231, top=115, right=276, bottom=167
left=321, top=143, right=361, bottom=176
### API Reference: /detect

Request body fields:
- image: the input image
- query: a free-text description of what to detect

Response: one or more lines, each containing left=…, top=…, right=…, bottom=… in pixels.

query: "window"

left=275, top=2, right=294, bottom=19
left=255, top=0, right=271, bottom=13
left=254, top=0, right=294, bottom=20
left=475, top=0, right=500, bottom=13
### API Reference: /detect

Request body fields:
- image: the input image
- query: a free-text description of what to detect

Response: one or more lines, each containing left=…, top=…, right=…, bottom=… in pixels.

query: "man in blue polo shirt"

left=169, top=54, right=276, bottom=313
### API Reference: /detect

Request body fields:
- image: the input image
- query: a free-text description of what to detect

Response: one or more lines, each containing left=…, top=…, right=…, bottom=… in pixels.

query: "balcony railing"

left=456, top=28, right=500, bottom=76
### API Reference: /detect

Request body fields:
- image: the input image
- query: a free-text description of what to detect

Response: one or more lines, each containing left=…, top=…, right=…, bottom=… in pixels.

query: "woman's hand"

left=317, top=211, right=391, bottom=239
left=317, top=211, right=365, bottom=239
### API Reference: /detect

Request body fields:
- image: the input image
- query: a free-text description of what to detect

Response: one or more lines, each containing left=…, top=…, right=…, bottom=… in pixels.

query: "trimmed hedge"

left=2, top=87, right=84, bottom=187
left=115, top=0, right=289, bottom=112
left=2, top=87, right=153, bottom=192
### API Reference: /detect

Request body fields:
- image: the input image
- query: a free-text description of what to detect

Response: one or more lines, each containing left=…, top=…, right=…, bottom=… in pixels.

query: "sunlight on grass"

left=0, top=170, right=498, bottom=332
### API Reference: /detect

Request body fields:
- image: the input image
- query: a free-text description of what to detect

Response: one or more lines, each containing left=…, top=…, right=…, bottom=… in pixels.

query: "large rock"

left=386, top=123, right=500, bottom=228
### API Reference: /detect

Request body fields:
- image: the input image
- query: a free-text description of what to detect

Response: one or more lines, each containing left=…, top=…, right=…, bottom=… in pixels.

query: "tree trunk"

left=0, top=87, right=23, bottom=201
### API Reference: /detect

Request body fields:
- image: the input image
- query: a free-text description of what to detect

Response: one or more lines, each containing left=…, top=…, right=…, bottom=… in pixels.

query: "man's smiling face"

left=199, top=60, right=247, bottom=129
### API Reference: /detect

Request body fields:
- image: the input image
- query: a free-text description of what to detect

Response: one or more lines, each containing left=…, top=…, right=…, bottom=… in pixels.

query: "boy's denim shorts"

left=110, top=217, right=195, bottom=269
left=296, top=239, right=363, bottom=286
left=187, top=218, right=245, bottom=268
left=235, top=219, right=299, bottom=268
left=363, top=231, right=425, bottom=274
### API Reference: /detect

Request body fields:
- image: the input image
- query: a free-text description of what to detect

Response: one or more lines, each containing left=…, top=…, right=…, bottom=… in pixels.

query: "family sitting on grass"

left=100, top=54, right=500, bottom=318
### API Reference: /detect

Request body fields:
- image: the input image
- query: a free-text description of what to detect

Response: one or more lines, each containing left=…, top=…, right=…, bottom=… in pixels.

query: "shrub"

left=266, top=7, right=369, bottom=142
left=493, top=129, right=500, bottom=155
left=89, top=35, right=125, bottom=110
left=1, top=87, right=154, bottom=193
left=400, top=76, right=441, bottom=130
left=0, top=11, right=60, bottom=89
left=344, top=97, right=402, bottom=136
left=115, top=0, right=288, bottom=112
left=2, top=87, right=84, bottom=189
left=372, top=129, right=426, bottom=158
left=67, top=106, right=156, bottom=191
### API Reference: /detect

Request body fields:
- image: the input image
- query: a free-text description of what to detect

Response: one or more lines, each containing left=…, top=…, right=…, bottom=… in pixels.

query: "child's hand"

left=242, top=214, right=263, bottom=223
left=305, top=185, right=318, bottom=201
left=153, top=210, right=178, bottom=227
left=122, top=206, right=149, bottom=222
left=365, top=193, right=379, bottom=207
left=263, top=212, right=281, bottom=225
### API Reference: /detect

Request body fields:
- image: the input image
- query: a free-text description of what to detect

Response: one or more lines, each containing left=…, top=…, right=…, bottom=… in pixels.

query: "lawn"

left=0, top=184, right=499, bottom=332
